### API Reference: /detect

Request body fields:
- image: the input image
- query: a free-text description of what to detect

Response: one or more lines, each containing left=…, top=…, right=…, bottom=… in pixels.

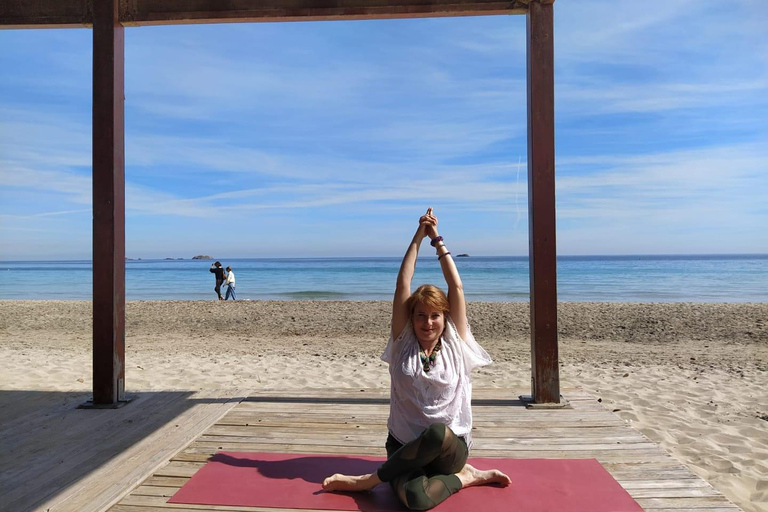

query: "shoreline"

left=1, top=300, right=766, bottom=512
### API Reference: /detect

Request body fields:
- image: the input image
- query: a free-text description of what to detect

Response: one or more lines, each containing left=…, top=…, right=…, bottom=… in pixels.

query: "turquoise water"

left=0, top=255, right=766, bottom=302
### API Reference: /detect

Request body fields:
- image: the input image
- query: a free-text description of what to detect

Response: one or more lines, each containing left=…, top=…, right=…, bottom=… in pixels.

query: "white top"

left=224, top=270, right=235, bottom=286
left=382, top=316, right=492, bottom=448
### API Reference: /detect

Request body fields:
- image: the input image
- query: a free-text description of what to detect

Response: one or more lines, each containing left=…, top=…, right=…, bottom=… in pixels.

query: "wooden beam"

left=1, top=0, right=533, bottom=28
left=121, top=0, right=527, bottom=25
left=526, top=0, right=559, bottom=404
left=0, top=0, right=91, bottom=29
left=91, top=0, right=126, bottom=406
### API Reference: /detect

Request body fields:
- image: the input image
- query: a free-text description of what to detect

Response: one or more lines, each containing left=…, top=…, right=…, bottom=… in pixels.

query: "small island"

left=456, top=254, right=470, bottom=258
left=192, top=255, right=212, bottom=260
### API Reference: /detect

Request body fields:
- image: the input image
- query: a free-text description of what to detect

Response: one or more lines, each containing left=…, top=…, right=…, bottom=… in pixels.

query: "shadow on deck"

left=0, top=388, right=246, bottom=512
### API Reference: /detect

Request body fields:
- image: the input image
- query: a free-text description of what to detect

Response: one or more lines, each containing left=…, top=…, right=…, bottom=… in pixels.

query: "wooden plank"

left=169, top=452, right=689, bottom=467
left=135, top=478, right=718, bottom=496
left=143, top=475, right=190, bottom=487
left=118, top=489, right=740, bottom=510
left=526, top=0, right=559, bottom=403
left=244, top=387, right=586, bottom=400
left=611, top=468, right=700, bottom=480
left=242, top=387, right=593, bottom=400
left=181, top=444, right=674, bottom=462
left=620, top=480, right=713, bottom=489
left=91, top=0, right=126, bottom=405
left=196, top=433, right=660, bottom=452
left=226, top=404, right=625, bottom=417
left=629, top=488, right=724, bottom=499
left=218, top=416, right=627, bottom=429
left=203, top=424, right=647, bottom=442
left=641, top=509, right=739, bottom=512
left=118, top=492, right=336, bottom=511
left=234, top=400, right=611, bottom=414
left=636, top=497, right=739, bottom=508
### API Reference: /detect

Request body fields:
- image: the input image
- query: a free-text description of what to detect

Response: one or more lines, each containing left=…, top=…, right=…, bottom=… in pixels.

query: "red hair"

left=406, top=284, right=449, bottom=317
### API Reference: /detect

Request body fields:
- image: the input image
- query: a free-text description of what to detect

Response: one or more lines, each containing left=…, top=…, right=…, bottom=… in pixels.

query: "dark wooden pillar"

left=90, top=0, right=126, bottom=406
left=526, top=0, right=559, bottom=404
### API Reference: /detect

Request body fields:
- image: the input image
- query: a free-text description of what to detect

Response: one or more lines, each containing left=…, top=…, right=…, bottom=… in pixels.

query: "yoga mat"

left=169, top=451, right=644, bottom=511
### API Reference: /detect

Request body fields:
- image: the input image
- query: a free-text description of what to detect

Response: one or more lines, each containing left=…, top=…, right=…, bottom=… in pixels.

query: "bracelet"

left=430, top=236, right=444, bottom=247
left=438, top=251, right=451, bottom=261
left=435, top=241, right=445, bottom=249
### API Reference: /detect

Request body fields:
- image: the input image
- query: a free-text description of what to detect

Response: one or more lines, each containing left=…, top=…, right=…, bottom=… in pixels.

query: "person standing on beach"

left=322, top=208, right=510, bottom=510
left=224, top=266, right=236, bottom=301
left=209, top=261, right=226, bottom=300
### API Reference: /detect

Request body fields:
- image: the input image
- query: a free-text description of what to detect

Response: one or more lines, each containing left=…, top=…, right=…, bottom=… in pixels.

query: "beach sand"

left=1, top=300, right=766, bottom=512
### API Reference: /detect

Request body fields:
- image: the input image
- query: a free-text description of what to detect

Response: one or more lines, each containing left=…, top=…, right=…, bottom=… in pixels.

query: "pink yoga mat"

left=169, top=452, right=644, bottom=511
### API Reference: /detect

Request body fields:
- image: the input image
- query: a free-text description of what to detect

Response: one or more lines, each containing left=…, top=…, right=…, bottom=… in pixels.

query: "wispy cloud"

left=1, top=2, right=767, bottom=259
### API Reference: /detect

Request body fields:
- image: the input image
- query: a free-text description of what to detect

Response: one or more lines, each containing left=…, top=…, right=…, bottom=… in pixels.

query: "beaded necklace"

left=419, top=339, right=443, bottom=373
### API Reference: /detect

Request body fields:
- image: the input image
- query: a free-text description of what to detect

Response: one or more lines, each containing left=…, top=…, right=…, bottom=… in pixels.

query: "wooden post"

left=88, top=0, right=126, bottom=407
left=526, top=0, right=559, bottom=404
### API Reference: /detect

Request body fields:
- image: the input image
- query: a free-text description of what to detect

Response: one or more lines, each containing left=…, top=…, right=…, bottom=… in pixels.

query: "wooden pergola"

left=1, top=0, right=559, bottom=406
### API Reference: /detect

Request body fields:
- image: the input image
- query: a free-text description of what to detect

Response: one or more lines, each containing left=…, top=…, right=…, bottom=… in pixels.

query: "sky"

left=1, top=0, right=767, bottom=260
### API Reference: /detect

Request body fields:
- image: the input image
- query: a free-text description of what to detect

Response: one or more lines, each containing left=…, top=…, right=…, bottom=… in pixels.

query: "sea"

left=1, top=255, right=766, bottom=302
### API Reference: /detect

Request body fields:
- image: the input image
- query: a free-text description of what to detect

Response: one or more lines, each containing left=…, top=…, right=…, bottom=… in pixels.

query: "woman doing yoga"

left=322, top=208, right=510, bottom=510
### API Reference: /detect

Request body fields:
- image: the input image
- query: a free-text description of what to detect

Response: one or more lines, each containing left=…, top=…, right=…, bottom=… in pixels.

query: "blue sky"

left=1, top=0, right=767, bottom=260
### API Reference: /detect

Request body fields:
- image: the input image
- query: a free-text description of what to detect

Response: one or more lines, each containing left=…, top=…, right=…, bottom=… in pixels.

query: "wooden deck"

left=106, top=387, right=741, bottom=512
left=0, top=388, right=247, bottom=512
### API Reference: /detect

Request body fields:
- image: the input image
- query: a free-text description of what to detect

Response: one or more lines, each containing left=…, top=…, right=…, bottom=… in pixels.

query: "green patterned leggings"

left=376, top=424, right=468, bottom=510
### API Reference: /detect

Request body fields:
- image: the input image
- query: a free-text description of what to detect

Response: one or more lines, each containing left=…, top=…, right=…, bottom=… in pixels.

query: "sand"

left=1, top=300, right=766, bottom=512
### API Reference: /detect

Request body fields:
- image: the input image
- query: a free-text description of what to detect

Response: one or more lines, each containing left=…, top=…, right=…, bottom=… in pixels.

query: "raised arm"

left=391, top=209, right=433, bottom=338
left=425, top=212, right=468, bottom=340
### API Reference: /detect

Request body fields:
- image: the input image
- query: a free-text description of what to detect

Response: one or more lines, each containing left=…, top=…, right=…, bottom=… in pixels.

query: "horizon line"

left=2, top=252, right=767, bottom=263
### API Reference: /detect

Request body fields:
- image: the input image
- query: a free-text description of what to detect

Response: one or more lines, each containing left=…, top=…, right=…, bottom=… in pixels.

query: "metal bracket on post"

left=519, top=393, right=570, bottom=409
left=78, top=396, right=134, bottom=409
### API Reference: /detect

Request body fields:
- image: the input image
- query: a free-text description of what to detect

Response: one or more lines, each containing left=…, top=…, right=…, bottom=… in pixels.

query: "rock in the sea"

left=192, top=255, right=212, bottom=260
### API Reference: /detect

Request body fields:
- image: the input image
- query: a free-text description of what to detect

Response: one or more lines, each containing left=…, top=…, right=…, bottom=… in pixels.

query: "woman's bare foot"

left=456, top=464, right=511, bottom=488
left=322, top=472, right=382, bottom=492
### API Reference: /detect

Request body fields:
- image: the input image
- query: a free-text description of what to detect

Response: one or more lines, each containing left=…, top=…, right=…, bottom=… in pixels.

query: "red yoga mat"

left=169, top=452, right=644, bottom=511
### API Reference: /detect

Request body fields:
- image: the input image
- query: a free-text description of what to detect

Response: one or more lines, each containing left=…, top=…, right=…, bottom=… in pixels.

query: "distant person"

left=224, top=266, right=236, bottom=301
left=322, top=207, right=510, bottom=509
left=209, top=261, right=225, bottom=300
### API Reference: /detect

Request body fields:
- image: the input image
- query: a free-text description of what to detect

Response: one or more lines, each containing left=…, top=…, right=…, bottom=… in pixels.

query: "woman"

left=323, top=208, right=510, bottom=510
left=224, top=266, right=236, bottom=300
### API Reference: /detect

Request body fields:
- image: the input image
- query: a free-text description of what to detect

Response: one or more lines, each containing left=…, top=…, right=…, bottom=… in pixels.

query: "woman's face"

left=412, top=303, right=445, bottom=346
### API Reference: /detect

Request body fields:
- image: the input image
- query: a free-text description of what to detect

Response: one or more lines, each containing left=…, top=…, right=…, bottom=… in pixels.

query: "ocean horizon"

left=1, top=254, right=766, bottom=302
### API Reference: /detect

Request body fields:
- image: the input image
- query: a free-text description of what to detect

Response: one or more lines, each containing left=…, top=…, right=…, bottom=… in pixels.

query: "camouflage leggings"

left=377, top=424, right=468, bottom=510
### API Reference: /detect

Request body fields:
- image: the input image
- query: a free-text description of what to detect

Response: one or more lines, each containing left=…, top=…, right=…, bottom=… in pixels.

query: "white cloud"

left=1, top=5, right=767, bottom=258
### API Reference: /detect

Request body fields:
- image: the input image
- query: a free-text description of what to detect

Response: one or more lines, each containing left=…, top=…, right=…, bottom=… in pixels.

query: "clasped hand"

left=418, top=207, right=439, bottom=240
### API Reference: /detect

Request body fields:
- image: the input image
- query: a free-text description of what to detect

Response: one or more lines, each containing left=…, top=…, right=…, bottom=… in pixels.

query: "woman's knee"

left=404, top=478, right=436, bottom=511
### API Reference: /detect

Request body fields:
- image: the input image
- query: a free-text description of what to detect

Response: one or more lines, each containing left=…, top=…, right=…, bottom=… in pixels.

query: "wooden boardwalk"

left=108, top=388, right=741, bottom=512
left=0, top=388, right=247, bottom=512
